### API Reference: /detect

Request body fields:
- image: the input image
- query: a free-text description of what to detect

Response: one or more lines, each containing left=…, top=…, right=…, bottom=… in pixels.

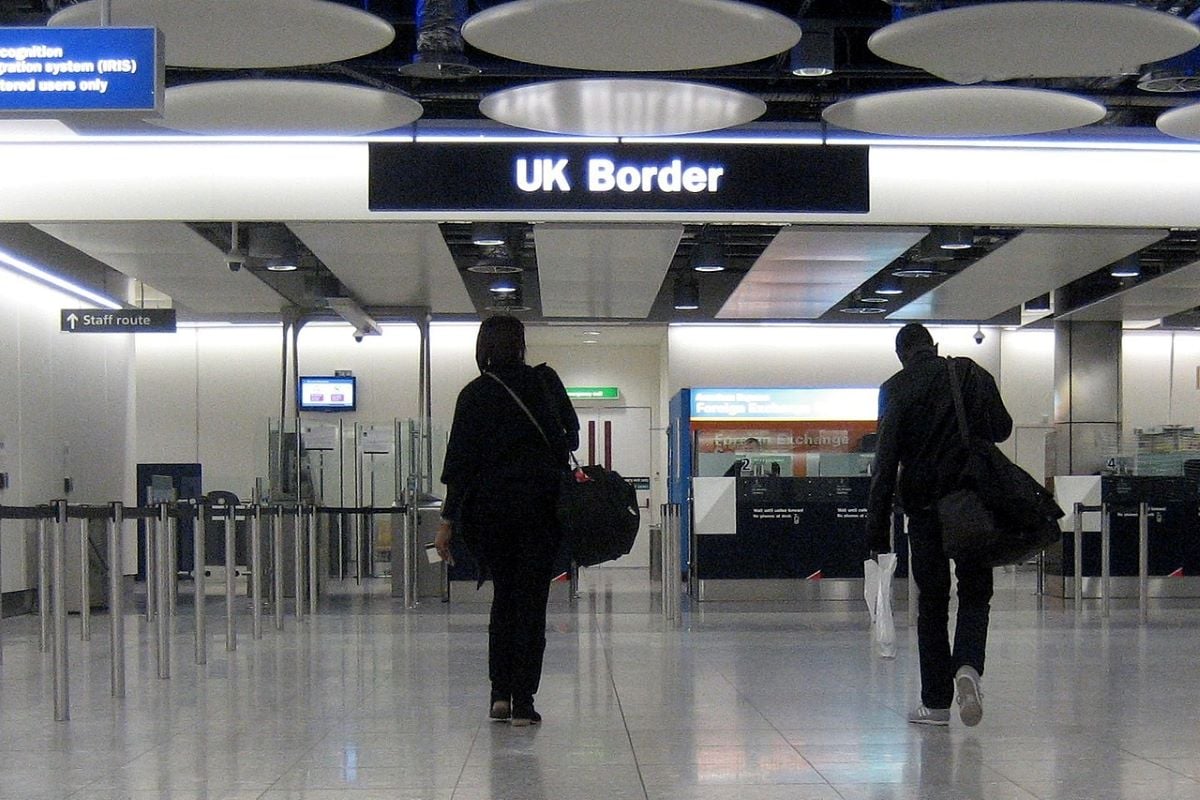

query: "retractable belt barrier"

left=1070, top=501, right=1151, bottom=623
left=0, top=499, right=407, bottom=721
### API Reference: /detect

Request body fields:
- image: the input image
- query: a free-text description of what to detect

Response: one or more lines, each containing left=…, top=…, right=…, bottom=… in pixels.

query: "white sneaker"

left=908, top=705, right=950, bottom=726
left=955, top=665, right=984, bottom=727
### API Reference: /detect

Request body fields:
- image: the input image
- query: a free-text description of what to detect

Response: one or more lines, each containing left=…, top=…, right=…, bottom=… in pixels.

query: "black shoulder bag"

left=485, top=371, right=640, bottom=567
left=937, top=359, right=1064, bottom=567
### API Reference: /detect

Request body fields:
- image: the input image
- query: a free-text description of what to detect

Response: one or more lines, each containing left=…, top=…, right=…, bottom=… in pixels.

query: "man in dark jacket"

left=867, top=323, right=1012, bottom=727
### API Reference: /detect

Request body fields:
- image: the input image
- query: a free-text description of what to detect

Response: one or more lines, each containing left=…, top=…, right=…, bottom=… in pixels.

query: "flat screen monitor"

left=298, top=375, right=356, bottom=412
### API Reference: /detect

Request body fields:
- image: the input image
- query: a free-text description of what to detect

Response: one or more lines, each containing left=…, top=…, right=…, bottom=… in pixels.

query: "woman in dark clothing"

left=434, top=315, right=579, bottom=727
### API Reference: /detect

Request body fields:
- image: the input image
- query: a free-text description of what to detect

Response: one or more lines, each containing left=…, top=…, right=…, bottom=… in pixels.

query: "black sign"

left=60, top=308, right=176, bottom=333
left=369, top=142, right=869, bottom=213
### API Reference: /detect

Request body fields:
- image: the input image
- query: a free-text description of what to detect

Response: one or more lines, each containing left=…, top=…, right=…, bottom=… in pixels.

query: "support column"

left=1053, top=320, right=1122, bottom=476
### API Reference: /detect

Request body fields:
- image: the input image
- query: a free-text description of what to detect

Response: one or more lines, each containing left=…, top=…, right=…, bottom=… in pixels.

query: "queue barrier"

left=1070, top=501, right=1151, bottom=623
left=0, top=499, right=407, bottom=722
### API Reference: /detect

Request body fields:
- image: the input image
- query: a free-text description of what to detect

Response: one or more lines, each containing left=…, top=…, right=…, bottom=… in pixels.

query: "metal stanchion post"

left=78, top=516, right=90, bottom=642
left=193, top=501, right=206, bottom=665
left=224, top=507, right=236, bottom=651
left=1100, top=502, right=1111, bottom=619
left=251, top=505, right=263, bottom=639
left=273, top=505, right=284, bottom=631
left=659, top=505, right=669, bottom=616
left=38, top=516, right=50, bottom=653
left=308, top=505, right=318, bottom=616
left=293, top=505, right=305, bottom=621
left=1138, top=501, right=1149, bottom=625
left=167, top=507, right=178, bottom=617
left=248, top=506, right=260, bottom=638
left=403, top=499, right=417, bottom=608
left=146, top=514, right=157, bottom=622
left=52, top=499, right=69, bottom=721
left=109, top=502, right=125, bottom=697
left=1073, top=502, right=1084, bottom=608
left=156, top=502, right=170, bottom=679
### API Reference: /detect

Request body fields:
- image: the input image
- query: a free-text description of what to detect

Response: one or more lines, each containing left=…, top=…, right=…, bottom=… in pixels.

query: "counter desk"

left=690, top=475, right=875, bottom=601
left=1048, top=475, right=1200, bottom=598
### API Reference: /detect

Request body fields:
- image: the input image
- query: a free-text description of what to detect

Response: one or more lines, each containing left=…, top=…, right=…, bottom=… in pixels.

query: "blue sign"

left=690, top=387, right=880, bottom=421
left=0, top=27, right=162, bottom=115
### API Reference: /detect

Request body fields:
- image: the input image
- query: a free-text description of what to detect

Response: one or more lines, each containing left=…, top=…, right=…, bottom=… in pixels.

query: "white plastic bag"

left=863, top=553, right=897, bottom=659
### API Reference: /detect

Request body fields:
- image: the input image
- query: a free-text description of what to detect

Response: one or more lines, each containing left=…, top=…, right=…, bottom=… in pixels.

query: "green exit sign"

left=566, top=386, right=620, bottom=400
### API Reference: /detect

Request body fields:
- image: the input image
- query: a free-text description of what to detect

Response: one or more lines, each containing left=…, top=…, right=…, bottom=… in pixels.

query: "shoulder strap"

left=484, top=371, right=551, bottom=446
left=946, top=358, right=971, bottom=443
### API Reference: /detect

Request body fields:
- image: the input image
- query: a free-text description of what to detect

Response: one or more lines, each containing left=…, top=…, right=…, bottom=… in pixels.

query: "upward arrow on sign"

left=66, top=313, right=79, bottom=330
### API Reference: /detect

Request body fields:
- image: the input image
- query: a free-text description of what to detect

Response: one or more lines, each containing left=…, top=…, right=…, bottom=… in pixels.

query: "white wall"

left=1123, top=330, right=1200, bottom=434
left=0, top=269, right=133, bottom=591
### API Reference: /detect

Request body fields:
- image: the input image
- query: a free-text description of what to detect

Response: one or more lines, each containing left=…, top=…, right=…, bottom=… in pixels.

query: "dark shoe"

left=955, top=665, right=984, bottom=727
left=510, top=701, right=541, bottom=727
left=489, top=690, right=511, bottom=721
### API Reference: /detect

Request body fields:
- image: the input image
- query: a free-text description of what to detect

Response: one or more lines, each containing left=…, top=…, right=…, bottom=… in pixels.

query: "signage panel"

left=369, top=142, right=869, bottom=213
left=0, top=27, right=162, bottom=115
left=566, top=386, right=620, bottom=400
left=60, top=308, right=175, bottom=333
left=690, top=387, right=879, bottom=421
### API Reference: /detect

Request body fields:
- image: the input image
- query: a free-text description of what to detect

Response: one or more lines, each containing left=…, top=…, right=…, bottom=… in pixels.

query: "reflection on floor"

left=0, top=566, right=1198, bottom=800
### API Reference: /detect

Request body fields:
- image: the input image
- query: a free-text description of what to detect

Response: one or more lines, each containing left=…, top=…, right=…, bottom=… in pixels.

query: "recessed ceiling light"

left=859, top=296, right=890, bottom=304
left=840, top=306, right=887, bottom=314
left=582, top=330, right=601, bottom=336
left=891, top=267, right=946, bottom=279
left=467, top=262, right=523, bottom=274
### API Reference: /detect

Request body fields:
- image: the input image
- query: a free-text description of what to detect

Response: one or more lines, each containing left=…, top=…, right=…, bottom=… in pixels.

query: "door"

left=577, top=406, right=653, bottom=568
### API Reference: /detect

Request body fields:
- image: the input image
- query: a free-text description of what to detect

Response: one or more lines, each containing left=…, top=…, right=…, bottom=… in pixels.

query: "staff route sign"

left=61, top=308, right=176, bottom=333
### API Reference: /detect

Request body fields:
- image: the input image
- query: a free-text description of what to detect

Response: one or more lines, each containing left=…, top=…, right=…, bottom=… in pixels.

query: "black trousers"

left=907, top=507, right=994, bottom=709
left=469, top=494, right=560, bottom=704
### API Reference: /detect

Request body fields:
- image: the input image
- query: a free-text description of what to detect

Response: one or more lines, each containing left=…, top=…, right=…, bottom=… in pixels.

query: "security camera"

left=973, top=327, right=985, bottom=345
left=353, top=331, right=365, bottom=343
left=225, top=246, right=246, bottom=272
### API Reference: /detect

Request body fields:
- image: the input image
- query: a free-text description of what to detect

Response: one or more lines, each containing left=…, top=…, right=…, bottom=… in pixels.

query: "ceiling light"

left=489, top=274, right=520, bottom=294
left=673, top=275, right=700, bottom=311
left=265, top=257, right=298, bottom=272
left=0, top=246, right=123, bottom=309
left=1110, top=255, right=1141, bottom=278
left=912, top=237, right=957, bottom=262
left=690, top=241, right=727, bottom=273
left=471, top=222, right=507, bottom=246
left=891, top=266, right=946, bottom=279
left=468, top=260, right=522, bottom=274
left=840, top=306, right=887, bottom=314
left=485, top=288, right=530, bottom=312
left=790, top=21, right=834, bottom=77
left=937, top=225, right=974, bottom=250
left=874, top=279, right=904, bottom=295
left=859, top=296, right=889, bottom=304
left=582, top=330, right=601, bottom=336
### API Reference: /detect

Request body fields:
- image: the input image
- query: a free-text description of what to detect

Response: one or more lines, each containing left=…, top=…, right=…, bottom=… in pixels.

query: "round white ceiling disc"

left=480, top=79, right=765, bottom=137
left=48, top=0, right=395, bottom=69
left=869, top=1, right=1200, bottom=84
left=1156, top=103, right=1200, bottom=141
left=149, top=80, right=422, bottom=135
left=822, top=86, right=1106, bottom=137
left=463, top=0, right=801, bottom=72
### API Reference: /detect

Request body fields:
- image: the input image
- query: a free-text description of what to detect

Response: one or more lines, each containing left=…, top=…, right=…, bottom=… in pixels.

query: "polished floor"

left=1, top=567, right=1198, bottom=800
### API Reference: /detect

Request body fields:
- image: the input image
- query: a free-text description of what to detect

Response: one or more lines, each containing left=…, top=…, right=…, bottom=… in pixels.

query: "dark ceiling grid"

left=820, top=227, right=1022, bottom=323
left=1056, top=227, right=1200, bottom=314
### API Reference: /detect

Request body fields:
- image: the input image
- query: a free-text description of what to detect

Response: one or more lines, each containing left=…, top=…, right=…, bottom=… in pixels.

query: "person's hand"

left=435, top=520, right=455, bottom=565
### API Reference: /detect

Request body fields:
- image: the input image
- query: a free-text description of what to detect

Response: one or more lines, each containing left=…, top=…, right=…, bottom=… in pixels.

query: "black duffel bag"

left=938, top=361, right=1064, bottom=567
left=558, top=463, right=640, bottom=567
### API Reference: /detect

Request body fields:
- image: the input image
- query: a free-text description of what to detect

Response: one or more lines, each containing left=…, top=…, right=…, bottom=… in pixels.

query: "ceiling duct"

left=398, top=0, right=480, bottom=78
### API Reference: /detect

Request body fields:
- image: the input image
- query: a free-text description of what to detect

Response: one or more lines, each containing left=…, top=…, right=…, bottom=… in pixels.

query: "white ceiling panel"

left=1061, top=257, right=1200, bottom=322
left=718, top=226, right=928, bottom=319
left=33, top=222, right=285, bottom=314
left=534, top=223, right=683, bottom=318
left=288, top=222, right=473, bottom=313
left=891, top=227, right=1169, bottom=321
